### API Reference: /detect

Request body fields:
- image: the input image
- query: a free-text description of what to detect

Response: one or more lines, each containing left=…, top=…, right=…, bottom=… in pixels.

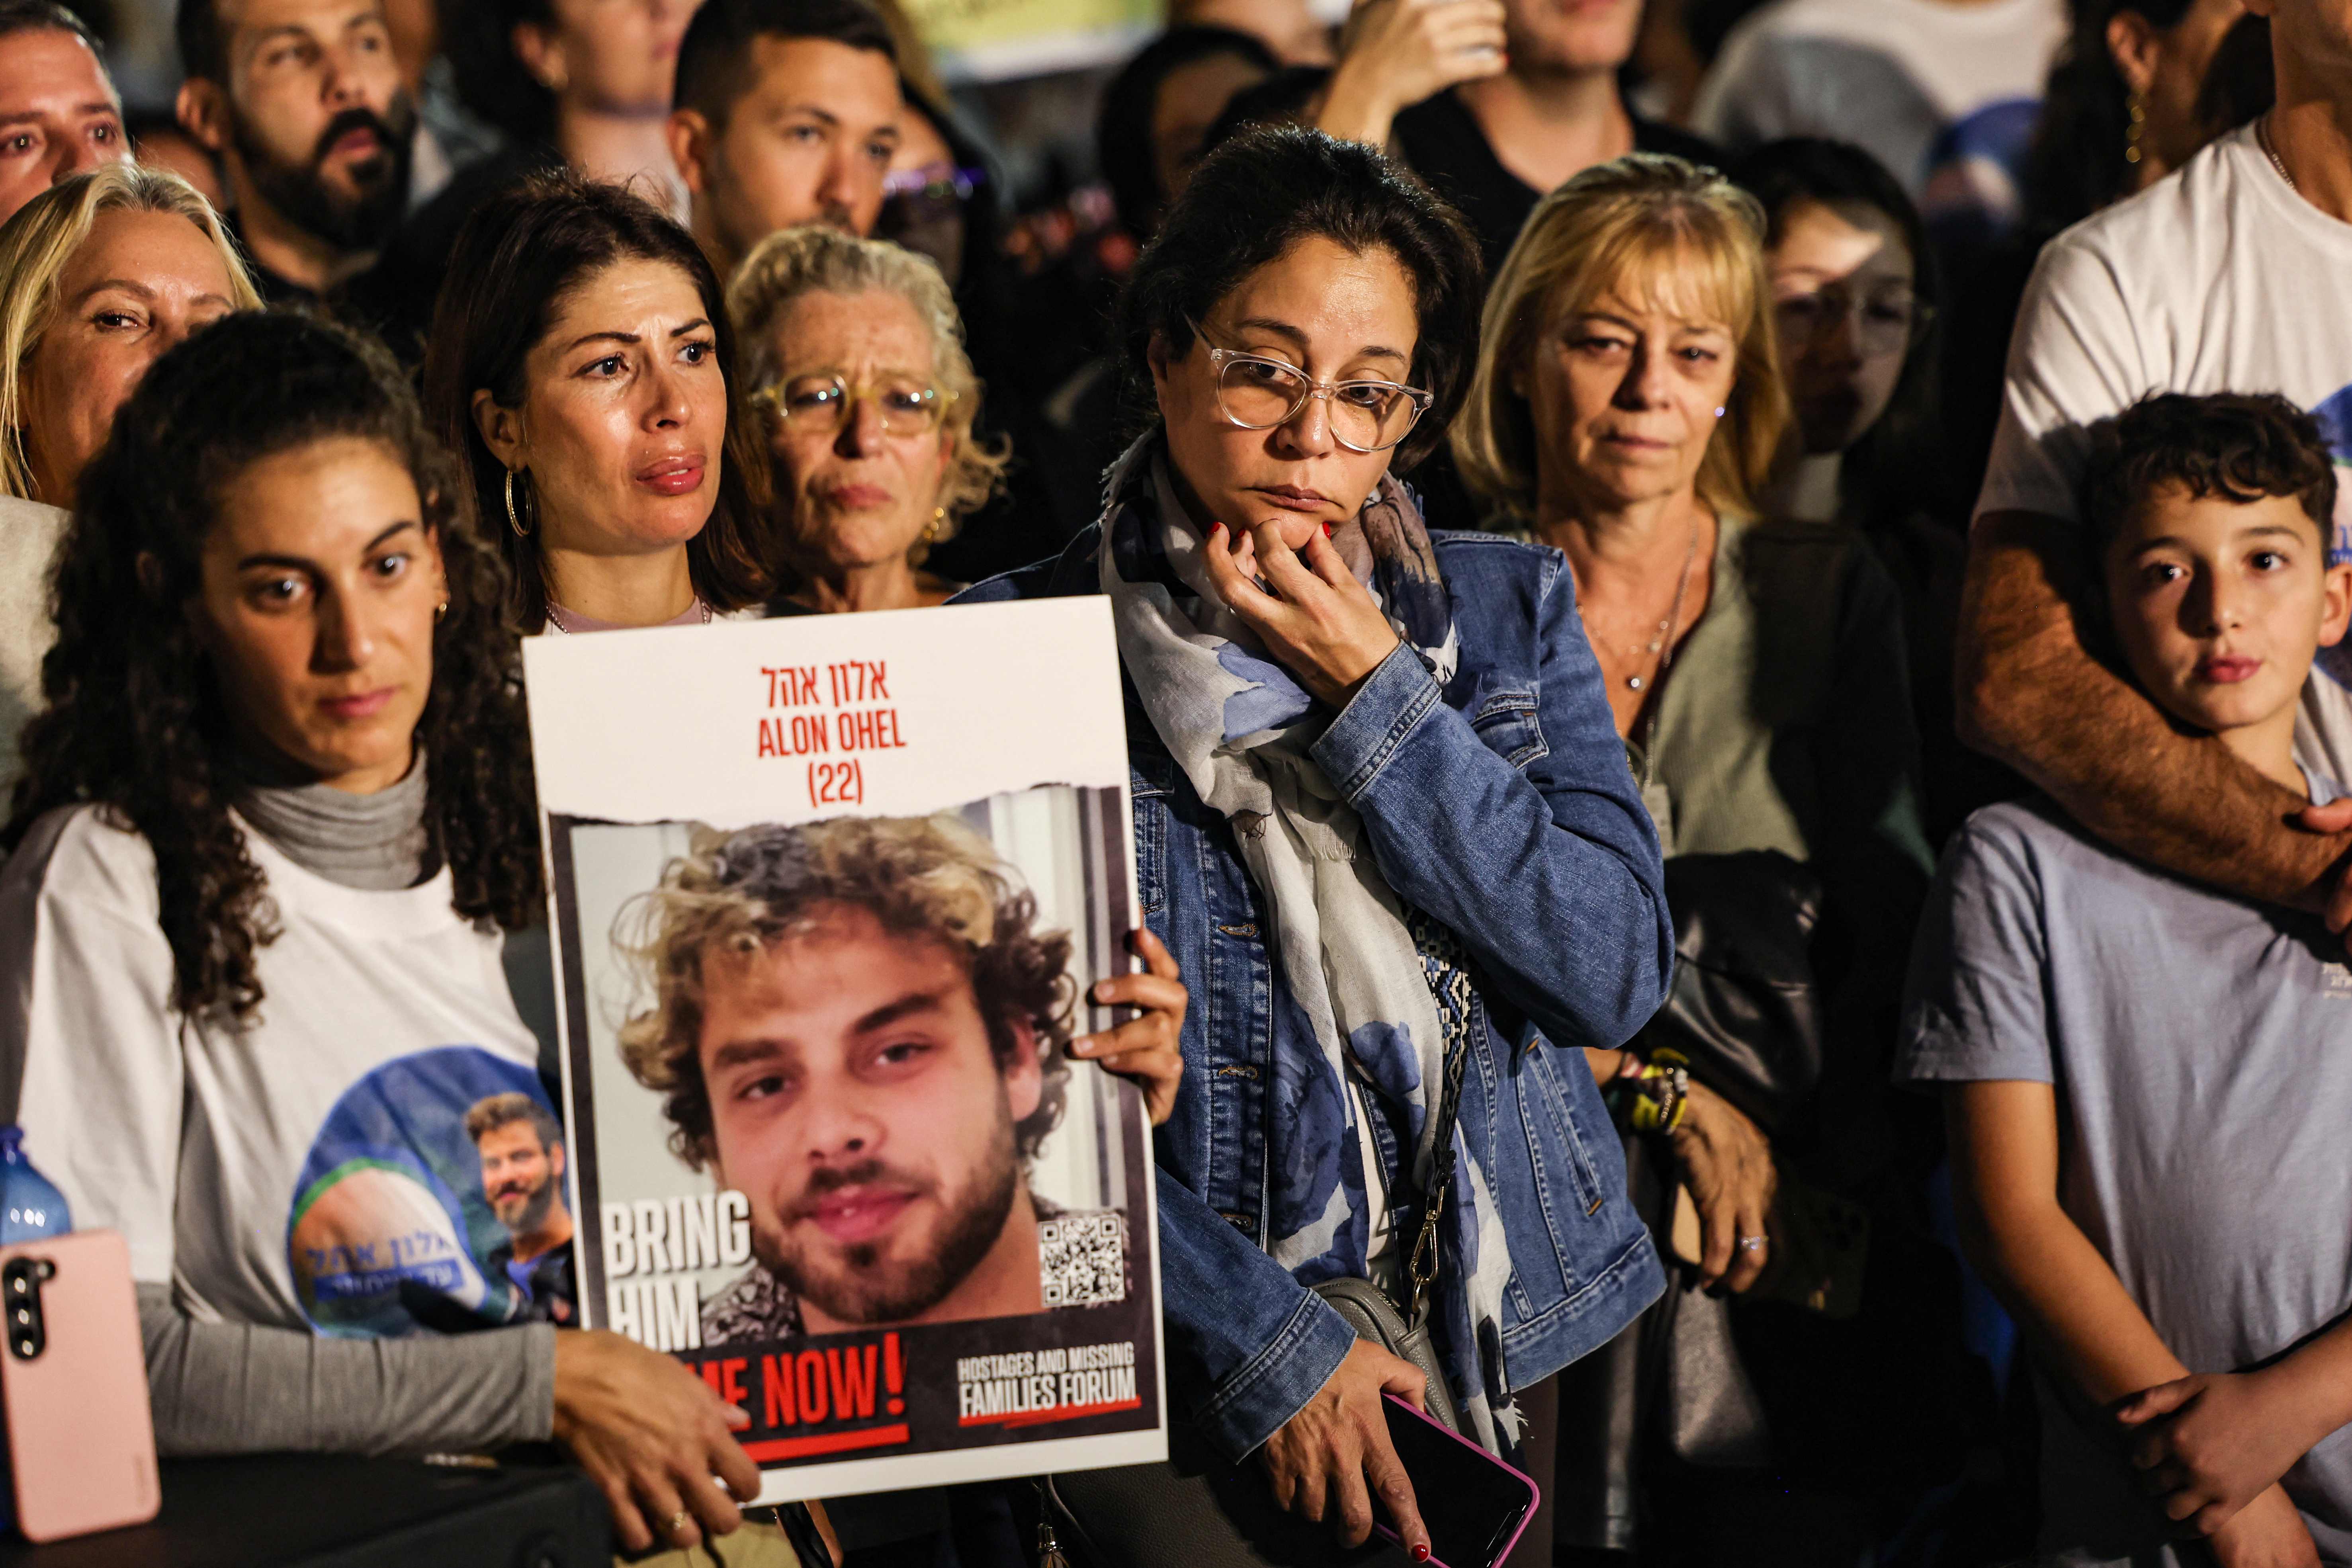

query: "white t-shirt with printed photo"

left=0, top=806, right=549, bottom=1337
left=1978, top=123, right=2352, bottom=783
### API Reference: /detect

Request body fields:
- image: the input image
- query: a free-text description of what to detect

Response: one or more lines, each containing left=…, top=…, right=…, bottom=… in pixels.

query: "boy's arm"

left=1945, top=1079, right=2188, bottom=1398
left=1947, top=1081, right=2318, bottom=1561
left=2114, top=1321, right=2352, bottom=1537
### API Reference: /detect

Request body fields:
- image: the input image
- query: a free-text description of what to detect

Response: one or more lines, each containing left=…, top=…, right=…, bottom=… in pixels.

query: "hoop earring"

left=2124, top=90, right=2146, bottom=166
left=505, top=467, right=533, bottom=538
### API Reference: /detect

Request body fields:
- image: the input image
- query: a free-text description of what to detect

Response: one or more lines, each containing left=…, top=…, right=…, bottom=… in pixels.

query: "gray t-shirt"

left=1899, top=793, right=2352, bottom=1566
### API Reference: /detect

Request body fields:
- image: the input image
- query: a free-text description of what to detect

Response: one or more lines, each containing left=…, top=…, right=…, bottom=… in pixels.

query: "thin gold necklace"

left=1624, top=518, right=1701, bottom=694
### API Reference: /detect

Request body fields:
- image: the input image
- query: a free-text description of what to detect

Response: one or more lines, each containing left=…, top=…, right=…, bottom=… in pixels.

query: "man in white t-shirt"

left=1961, top=0, right=2352, bottom=926
left=1694, top=0, right=2065, bottom=241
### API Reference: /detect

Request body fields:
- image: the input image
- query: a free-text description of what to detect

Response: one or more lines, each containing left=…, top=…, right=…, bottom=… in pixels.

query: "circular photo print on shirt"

left=287, top=1047, right=575, bottom=1336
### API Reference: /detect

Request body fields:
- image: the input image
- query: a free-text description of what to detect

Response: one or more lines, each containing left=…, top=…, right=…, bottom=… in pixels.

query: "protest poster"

left=523, top=600, right=1165, bottom=1504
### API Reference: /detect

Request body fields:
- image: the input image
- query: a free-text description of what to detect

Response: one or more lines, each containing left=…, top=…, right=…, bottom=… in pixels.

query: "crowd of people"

left=0, top=0, right=2342, bottom=1564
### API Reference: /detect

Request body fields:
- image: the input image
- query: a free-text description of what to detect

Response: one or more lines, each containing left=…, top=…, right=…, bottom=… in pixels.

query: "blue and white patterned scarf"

left=1097, top=437, right=1522, bottom=1452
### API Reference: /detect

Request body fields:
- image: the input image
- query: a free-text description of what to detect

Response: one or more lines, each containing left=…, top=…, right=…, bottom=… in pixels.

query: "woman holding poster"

left=0, top=313, right=769, bottom=1559
left=958, top=125, right=1674, bottom=1566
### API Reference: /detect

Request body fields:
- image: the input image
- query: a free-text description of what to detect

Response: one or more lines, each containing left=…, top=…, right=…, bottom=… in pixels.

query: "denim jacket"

left=954, top=525, right=1670, bottom=1460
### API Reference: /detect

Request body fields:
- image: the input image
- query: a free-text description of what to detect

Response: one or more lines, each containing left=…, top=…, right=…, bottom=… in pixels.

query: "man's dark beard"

left=495, top=1172, right=558, bottom=1237
left=232, top=97, right=416, bottom=256
left=757, top=1113, right=1020, bottom=1326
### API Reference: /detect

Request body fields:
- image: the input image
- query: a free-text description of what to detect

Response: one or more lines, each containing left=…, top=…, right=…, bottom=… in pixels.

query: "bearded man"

left=174, top=0, right=415, bottom=308
left=619, top=815, right=1090, bottom=1341
left=465, top=1092, right=577, bottom=1325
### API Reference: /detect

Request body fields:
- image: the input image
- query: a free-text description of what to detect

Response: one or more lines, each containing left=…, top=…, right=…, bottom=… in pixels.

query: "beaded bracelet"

left=1625, top=1049, right=1692, bottom=1135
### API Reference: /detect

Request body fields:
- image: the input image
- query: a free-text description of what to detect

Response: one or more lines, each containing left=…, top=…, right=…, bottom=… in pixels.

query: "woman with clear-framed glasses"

left=1737, top=136, right=2006, bottom=843
left=958, top=125, right=1672, bottom=1568
left=728, top=225, right=1009, bottom=616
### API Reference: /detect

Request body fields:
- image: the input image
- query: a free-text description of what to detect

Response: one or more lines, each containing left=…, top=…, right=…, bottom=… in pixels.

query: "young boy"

left=1900, top=392, right=2352, bottom=1568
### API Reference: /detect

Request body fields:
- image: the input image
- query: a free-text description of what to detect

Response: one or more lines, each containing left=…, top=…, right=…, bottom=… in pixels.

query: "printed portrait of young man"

left=618, top=815, right=1115, bottom=1342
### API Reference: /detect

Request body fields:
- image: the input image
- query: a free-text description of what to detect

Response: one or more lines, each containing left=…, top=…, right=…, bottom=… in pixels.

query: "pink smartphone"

left=1371, top=1392, right=1539, bottom=1568
left=0, top=1230, right=160, bottom=1541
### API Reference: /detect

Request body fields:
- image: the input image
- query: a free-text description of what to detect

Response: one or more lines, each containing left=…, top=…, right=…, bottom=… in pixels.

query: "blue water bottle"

left=0, top=1128, right=68, bottom=1244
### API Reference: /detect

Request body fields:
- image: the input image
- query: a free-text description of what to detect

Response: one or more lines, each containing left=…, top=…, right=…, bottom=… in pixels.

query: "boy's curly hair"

left=616, top=814, right=1073, bottom=1169
left=2082, top=391, right=2339, bottom=551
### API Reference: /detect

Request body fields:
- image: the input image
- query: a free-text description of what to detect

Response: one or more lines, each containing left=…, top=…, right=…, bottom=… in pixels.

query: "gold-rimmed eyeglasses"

left=750, top=372, right=958, bottom=437
left=1189, top=320, right=1433, bottom=454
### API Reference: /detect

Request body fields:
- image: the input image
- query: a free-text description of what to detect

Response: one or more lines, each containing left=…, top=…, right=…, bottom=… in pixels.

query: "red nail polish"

left=1412, top=1545, right=1430, bottom=1562
left=1322, top=522, right=1333, bottom=537
left=1209, top=520, right=1225, bottom=533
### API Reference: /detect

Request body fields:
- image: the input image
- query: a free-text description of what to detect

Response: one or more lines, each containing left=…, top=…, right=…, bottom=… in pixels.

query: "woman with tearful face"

left=0, top=311, right=767, bottom=1560
left=959, top=126, right=1673, bottom=1568
left=422, top=168, right=773, bottom=634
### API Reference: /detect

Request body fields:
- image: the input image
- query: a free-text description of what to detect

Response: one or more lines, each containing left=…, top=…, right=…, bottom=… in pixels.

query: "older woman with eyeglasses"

left=727, top=226, right=1007, bottom=615
left=960, top=127, right=1669, bottom=1568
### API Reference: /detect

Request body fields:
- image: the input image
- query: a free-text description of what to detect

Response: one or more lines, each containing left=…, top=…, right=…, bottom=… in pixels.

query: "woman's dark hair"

left=2082, top=391, right=2337, bottom=549
left=438, top=0, right=557, bottom=145
left=1733, top=137, right=1950, bottom=524
left=1115, top=125, right=1484, bottom=473
left=1205, top=66, right=1332, bottom=150
left=420, top=170, right=773, bottom=628
left=1096, top=25, right=1280, bottom=238
left=3, top=310, right=541, bottom=1022
left=2022, top=0, right=2199, bottom=233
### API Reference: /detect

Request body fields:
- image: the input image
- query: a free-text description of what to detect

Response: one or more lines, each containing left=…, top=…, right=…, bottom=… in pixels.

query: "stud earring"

left=505, top=468, right=533, bottom=538
left=1714, top=406, right=1727, bottom=419
left=434, top=598, right=449, bottom=621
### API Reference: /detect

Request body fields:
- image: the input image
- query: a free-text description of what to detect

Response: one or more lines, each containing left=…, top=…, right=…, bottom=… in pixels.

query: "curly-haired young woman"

left=0, top=310, right=765, bottom=1558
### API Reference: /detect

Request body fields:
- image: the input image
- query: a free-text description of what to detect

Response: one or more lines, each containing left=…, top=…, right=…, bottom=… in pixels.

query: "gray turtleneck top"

left=231, top=754, right=437, bottom=891
left=135, top=760, right=559, bottom=1459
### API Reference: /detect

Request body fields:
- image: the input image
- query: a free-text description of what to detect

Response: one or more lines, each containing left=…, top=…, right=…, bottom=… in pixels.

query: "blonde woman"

left=0, top=161, right=259, bottom=782
left=1453, top=152, right=1936, bottom=1558
left=729, top=225, right=1008, bottom=614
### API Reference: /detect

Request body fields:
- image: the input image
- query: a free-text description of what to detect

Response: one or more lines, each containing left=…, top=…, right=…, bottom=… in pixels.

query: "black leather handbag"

left=1554, top=849, right=1836, bottom=1552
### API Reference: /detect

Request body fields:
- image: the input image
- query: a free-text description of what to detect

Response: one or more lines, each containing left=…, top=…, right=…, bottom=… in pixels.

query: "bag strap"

left=1404, top=1030, right=1469, bottom=1326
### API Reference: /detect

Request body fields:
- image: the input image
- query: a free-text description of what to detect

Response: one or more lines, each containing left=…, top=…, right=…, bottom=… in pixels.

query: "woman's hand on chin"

left=1199, top=519, right=1402, bottom=708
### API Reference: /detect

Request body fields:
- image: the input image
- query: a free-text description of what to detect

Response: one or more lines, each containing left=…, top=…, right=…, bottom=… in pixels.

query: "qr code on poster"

left=1039, top=1212, right=1126, bottom=1307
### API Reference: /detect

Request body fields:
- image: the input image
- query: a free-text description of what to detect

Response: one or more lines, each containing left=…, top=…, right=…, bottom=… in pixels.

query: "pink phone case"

left=0, top=1230, right=160, bottom=1541
left=1374, top=1392, right=1540, bottom=1568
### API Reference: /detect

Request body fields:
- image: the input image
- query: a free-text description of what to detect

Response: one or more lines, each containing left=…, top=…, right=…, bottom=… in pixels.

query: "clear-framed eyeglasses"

left=1770, top=282, right=1932, bottom=356
left=1189, top=319, right=1433, bottom=454
left=749, top=372, right=958, bottom=437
